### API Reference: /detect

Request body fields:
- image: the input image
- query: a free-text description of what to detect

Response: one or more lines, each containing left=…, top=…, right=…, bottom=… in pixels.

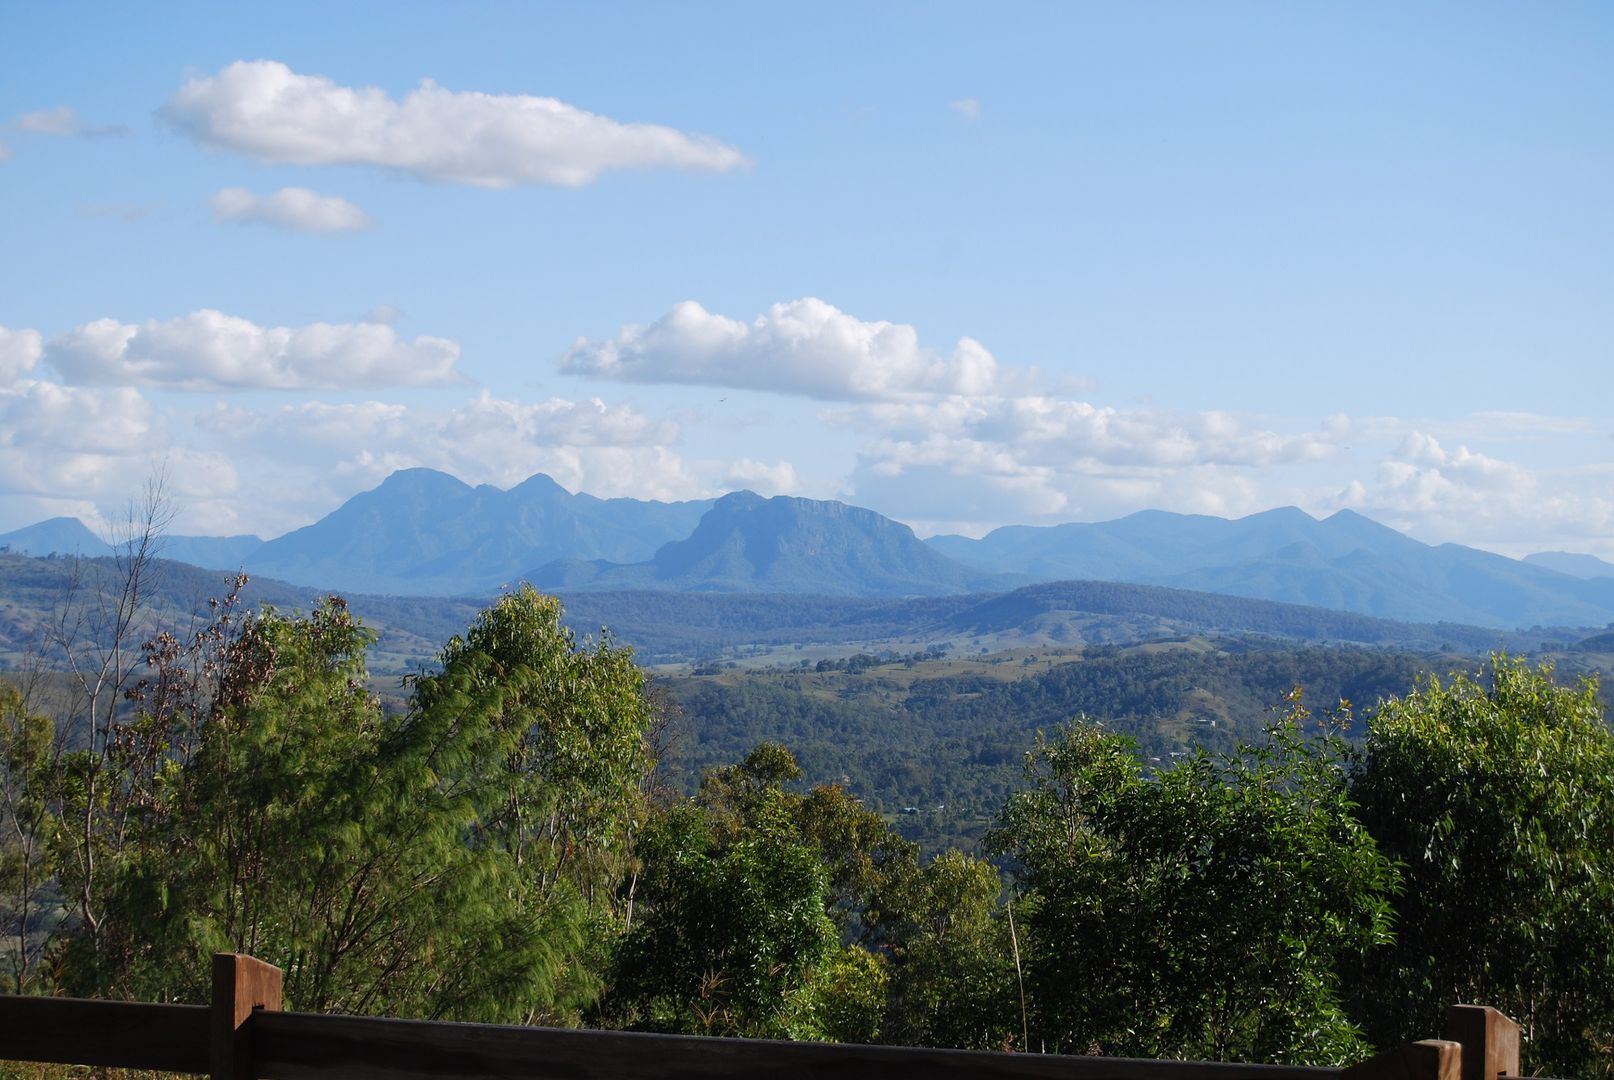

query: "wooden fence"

left=1, top=953, right=1520, bottom=1080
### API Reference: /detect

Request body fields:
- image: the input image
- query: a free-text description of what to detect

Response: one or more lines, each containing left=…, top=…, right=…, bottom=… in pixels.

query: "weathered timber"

left=253, top=1011, right=1338, bottom=1080
left=1442, top=1006, right=1519, bottom=1080
left=0, top=995, right=210, bottom=1073
left=212, top=952, right=284, bottom=1080
left=1341, top=1041, right=1460, bottom=1080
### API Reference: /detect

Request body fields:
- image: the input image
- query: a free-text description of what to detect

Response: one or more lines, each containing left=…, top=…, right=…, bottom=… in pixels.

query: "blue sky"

left=2, top=2, right=1611, bottom=557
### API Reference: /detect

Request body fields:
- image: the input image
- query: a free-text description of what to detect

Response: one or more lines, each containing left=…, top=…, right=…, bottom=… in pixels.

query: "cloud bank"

left=45, top=310, right=462, bottom=391
left=210, top=187, right=373, bottom=232
left=163, top=60, right=749, bottom=188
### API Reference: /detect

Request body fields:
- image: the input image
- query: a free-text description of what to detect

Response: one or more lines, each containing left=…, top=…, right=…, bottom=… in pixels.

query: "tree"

left=406, top=586, right=660, bottom=1018
left=1348, top=654, right=1614, bottom=1077
left=990, top=699, right=1397, bottom=1065
left=605, top=797, right=840, bottom=1038
left=877, top=848, right=1019, bottom=1051
left=60, top=586, right=661, bottom=1024
left=44, top=476, right=173, bottom=962
left=605, top=743, right=899, bottom=1041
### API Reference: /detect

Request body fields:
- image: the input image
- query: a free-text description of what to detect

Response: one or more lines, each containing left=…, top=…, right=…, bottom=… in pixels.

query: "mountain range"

left=928, top=508, right=1614, bottom=629
left=3, top=468, right=1613, bottom=630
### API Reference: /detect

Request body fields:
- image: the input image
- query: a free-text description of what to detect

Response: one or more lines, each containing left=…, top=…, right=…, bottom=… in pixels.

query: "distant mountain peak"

left=0, top=517, right=108, bottom=557
left=510, top=472, right=571, bottom=497
left=376, top=467, right=473, bottom=494
left=530, top=491, right=999, bottom=597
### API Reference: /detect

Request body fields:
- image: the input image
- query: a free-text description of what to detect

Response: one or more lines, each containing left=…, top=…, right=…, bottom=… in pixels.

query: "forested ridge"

left=4, top=573, right=1614, bottom=1076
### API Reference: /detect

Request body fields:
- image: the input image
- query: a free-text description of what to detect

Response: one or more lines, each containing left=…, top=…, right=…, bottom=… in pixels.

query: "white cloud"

left=840, top=396, right=1337, bottom=469
left=722, top=458, right=800, bottom=496
left=78, top=203, right=153, bottom=222
left=832, top=392, right=1346, bottom=533
left=1328, top=430, right=1614, bottom=557
left=564, top=298, right=1018, bottom=401
left=0, top=139, right=10, bottom=163
left=45, top=310, right=462, bottom=391
left=200, top=393, right=678, bottom=454
left=0, top=325, right=42, bottom=384
left=363, top=303, right=403, bottom=325
left=1335, top=432, right=1537, bottom=521
left=162, top=60, right=749, bottom=188
left=0, top=380, right=175, bottom=513
left=17, top=106, right=79, bottom=134
left=210, top=186, right=373, bottom=233
left=0, top=381, right=152, bottom=453
left=950, top=98, right=981, bottom=121
left=15, top=105, right=127, bottom=138
left=198, top=392, right=689, bottom=496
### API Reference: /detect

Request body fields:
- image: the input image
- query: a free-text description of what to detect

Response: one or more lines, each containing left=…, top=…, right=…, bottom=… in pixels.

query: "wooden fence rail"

left=0, top=954, right=1519, bottom=1080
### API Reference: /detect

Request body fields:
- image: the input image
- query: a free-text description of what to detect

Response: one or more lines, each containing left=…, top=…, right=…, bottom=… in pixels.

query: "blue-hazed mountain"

left=927, top=507, right=1614, bottom=629
left=527, top=491, right=1011, bottom=597
left=1525, top=551, right=1614, bottom=581
left=242, top=468, right=714, bottom=595
left=0, top=516, right=263, bottom=570
left=0, top=517, right=108, bottom=557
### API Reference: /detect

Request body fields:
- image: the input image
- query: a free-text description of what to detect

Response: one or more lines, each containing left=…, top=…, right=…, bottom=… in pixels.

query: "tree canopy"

left=991, top=697, right=1397, bottom=1064
left=1349, top=655, right=1614, bottom=1077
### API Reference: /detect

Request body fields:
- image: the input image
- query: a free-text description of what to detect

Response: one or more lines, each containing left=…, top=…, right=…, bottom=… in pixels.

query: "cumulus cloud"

left=210, top=186, right=373, bottom=232
left=0, top=380, right=173, bottom=515
left=15, top=105, right=127, bottom=138
left=0, top=325, right=42, bottom=385
left=195, top=392, right=700, bottom=514
left=1314, top=429, right=1611, bottom=559
left=0, top=381, right=152, bottom=453
left=722, top=458, right=800, bottom=496
left=564, top=298, right=1017, bottom=401
left=162, top=60, right=749, bottom=188
left=1335, top=432, right=1538, bottom=524
left=45, top=310, right=462, bottom=391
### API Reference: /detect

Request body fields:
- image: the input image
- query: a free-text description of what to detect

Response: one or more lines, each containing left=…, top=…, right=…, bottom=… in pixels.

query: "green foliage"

left=877, top=849, right=1020, bottom=1050
left=411, top=587, right=656, bottom=914
left=606, top=798, right=839, bottom=1038
left=1349, top=654, right=1614, bottom=1077
left=607, top=742, right=930, bottom=1042
left=0, top=681, right=57, bottom=992
left=990, top=700, right=1397, bottom=1065
left=43, top=587, right=659, bottom=1024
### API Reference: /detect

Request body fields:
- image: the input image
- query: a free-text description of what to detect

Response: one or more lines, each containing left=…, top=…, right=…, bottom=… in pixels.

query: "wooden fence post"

left=1443, top=1005, right=1520, bottom=1080
left=211, top=953, right=283, bottom=1080
left=1341, top=1040, right=1462, bottom=1080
